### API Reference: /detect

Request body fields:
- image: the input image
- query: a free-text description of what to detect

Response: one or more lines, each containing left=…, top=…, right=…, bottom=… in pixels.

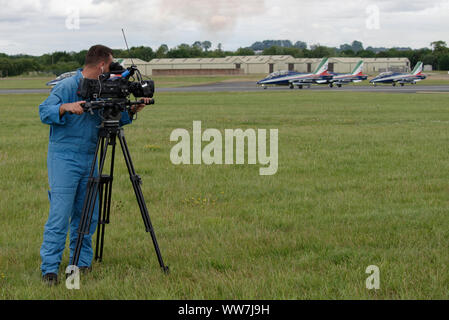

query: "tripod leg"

left=71, top=131, right=111, bottom=267
left=95, top=138, right=105, bottom=261
left=95, top=135, right=117, bottom=262
left=117, top=129, right=169, bottom=273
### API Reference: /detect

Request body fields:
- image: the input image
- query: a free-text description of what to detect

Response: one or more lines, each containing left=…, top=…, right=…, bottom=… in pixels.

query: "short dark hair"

left=85, top=44, right=113, bottom=66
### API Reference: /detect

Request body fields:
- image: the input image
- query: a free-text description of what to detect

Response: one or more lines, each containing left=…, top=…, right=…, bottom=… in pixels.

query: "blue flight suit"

left=39, top=69, right=132, bottom=275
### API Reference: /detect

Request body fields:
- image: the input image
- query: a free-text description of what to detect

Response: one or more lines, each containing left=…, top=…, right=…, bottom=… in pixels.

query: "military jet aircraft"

left=45, top=71, right=77, bottom=86
left=370, top=62, right=426, bottom=86
left=257, top=58, right=333, bottom=89
left=327, top=61, right=368, bottom=87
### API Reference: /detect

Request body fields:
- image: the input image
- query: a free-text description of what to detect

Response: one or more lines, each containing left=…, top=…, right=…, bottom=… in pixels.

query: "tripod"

left=70, top=113, right=169, bottom=274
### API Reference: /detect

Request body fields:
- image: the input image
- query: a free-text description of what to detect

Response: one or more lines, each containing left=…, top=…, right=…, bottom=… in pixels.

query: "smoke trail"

left=158, top=0, right=267, bottom=32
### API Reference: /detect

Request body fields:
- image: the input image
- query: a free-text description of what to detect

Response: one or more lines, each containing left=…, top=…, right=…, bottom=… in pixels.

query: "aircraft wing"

left=338, top=79, right=354, bottom=83
left=291, top=79, right=313, bottom=84
left=398, top=78, right=423, bottom=84
left=395, top=77, right=416, bottom=83
left=334, top=78, right=364, bottom=84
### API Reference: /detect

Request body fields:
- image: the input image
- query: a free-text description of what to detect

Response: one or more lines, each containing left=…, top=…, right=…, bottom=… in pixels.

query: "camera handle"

left=67, top=99, right=155, bottom=115
left=127, top=99, right=155, bottom=120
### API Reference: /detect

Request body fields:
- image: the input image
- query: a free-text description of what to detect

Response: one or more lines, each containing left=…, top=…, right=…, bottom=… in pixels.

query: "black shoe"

left=42, top=273, right=58, bottom=286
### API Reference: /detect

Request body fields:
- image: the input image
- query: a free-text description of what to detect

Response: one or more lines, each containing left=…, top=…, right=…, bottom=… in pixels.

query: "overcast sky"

left=1, top=0, right=448, bottom=55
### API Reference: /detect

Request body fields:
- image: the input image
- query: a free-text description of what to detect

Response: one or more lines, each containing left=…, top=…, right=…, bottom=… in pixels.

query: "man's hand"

left=60, top=101, right=86, bottom=116
left=130, top=98, right=152, bottom=114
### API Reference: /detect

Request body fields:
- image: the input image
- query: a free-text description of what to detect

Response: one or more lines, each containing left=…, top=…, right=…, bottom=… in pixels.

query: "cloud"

left=156, top=0, right=266, bottom=32
left=0, top=0, right=448, bottom=55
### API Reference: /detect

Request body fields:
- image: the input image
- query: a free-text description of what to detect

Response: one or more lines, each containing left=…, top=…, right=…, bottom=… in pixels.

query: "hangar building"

left=117, top=56, right=411, bottom=76
left=146, top=56, right=296, bottom=76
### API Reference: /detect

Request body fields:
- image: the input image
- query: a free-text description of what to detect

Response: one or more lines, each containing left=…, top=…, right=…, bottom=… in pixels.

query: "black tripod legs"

left=71, top=130, right=110, bottom=268
left=70, top=125, right=168, bottom=274
left=95, top=135, right=116, bottom=262
left=117, top=129, right=169, bottom=274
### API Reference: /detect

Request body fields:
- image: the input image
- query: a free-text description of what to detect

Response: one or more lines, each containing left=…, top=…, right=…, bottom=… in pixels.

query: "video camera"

left=77, top=61, right=155, bottom=121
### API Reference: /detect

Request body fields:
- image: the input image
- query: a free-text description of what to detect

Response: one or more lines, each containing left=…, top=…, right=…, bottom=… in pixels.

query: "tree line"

left=1, top=40, right=448, bottom=77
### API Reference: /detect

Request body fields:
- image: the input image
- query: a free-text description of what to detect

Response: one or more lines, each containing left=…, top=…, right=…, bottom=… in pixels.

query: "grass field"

left=0, top=75, right=264, bottom=90
left=1, top=90, right=449, bottom=299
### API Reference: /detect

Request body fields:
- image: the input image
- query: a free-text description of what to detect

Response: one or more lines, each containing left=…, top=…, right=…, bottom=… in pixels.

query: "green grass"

left=0, top=77, right=54, bottom=89
left=1, top=91, right=449, bottom=299
left=0, top=75, right=265, bottom=90
left=152, top=75, right=264, bottom=88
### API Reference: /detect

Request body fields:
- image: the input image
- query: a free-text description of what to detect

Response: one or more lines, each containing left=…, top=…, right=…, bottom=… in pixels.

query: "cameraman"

left=39, top=45, right=149, bottom=285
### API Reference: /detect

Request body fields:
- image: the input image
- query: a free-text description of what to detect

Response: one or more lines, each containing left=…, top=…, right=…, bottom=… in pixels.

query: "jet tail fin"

left=314, top=58, right=329, bottom=75
left=352, top=61, right=364, bottom=76
left=411, top=61, right=423, bottom=75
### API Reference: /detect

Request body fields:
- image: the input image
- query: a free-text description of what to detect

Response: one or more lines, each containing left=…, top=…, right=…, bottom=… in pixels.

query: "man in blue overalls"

left=39, top=45, right=148, bottom=285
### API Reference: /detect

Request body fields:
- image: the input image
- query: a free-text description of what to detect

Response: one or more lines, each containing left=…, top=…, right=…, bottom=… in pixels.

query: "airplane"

left=327, top=61, right=368, bottom=88
left=370, top=61, right=426, bottom=86
left=46, top=71, right=77, bottom=86
left=257, top=58, right=333, bottom=89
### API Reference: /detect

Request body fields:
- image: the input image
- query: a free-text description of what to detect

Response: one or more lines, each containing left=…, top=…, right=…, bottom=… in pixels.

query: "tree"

left=309, top=45, right=336, bottom=58
left=339, top=41, right=363, bottom=53
left=358, top=50, right=376, bottom=58
left=262, top=46, right=285, bottom=55
left=294, top=41, right=307, bottom=49
left=155, top=44, right=168, bottom=58
left=128, top=46, right=154, bottom=61
left=250, top=41, right=264, bottom=51
left=201, top=41, right=212, bottom=52
left=341, top=49, right=355, bottom=57
left=431, top=40, right=447, bottom=53
left=430, top=41, right=448, bottom=69
left=192, top=41, right=203, bottom=50
left=438, top=54, right=449, bottom=70
left=339, top=43, right=352, bottom=52
left=422, top=52, right=435, bottom=64
left=351, top=40, right=364, bottom=53
left=235, top=47, right=254, bottom=56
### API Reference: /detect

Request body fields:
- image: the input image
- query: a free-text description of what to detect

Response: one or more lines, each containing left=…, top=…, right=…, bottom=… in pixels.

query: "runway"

left=1, top=82, right=448, bottom=94
left=157, top=82, right=449, bottom=93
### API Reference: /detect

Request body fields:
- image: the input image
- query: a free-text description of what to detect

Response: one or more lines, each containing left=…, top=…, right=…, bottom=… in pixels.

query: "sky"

left=0, top=0, right=448, bottom=55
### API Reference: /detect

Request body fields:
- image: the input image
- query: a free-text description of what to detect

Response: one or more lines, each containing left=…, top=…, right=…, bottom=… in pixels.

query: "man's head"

left=84, top=44, right=113, bottom=77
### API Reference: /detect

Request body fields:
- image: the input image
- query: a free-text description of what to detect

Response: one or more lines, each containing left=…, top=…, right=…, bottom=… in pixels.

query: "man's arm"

left=39, top=87, right=66, bottom=125
left=59, top=102, right=85, bottom=116
left=39, top=84, right=85, bottom=125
